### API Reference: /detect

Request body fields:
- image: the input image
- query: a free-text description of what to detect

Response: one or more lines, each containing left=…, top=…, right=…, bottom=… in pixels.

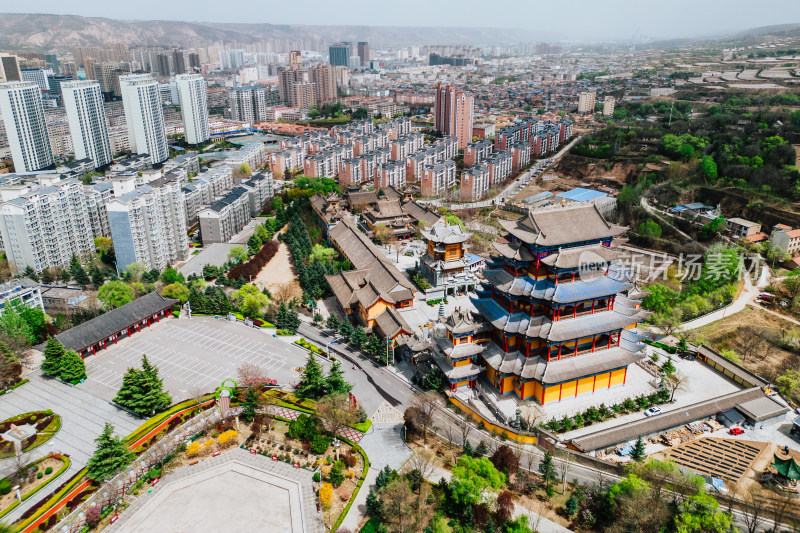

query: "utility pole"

left=667, top=100, right=675, bottom=127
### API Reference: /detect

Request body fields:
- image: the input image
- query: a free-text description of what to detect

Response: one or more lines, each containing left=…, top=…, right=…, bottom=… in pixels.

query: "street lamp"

left=112, top=260, right=120, bottom=278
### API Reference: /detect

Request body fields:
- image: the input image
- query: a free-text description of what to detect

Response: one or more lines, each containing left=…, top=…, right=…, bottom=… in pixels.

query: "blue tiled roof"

left=552, top=277, right=631, bottom=304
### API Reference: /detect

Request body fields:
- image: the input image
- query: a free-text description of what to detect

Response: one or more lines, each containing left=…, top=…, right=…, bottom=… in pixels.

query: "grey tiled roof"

left=54, top=292, right=177, bottom=352
left=498, top=204, right=626, bottom=247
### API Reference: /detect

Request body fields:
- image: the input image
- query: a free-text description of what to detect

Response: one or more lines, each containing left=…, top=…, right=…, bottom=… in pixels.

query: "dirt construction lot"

left=253, top=241, right=302, bottom=299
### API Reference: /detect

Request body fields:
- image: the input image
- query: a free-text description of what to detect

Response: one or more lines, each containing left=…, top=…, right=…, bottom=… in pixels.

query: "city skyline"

left=1, top=2, right=799, bottom=42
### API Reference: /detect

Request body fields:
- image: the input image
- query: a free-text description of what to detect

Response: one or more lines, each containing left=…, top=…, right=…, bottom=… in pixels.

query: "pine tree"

left=631, top=435, right=646, bottom=462
left=114, top=355, right=172, bottom=416
left=74, top=265, right=90, bottom=288
left=350, top=325, right=367, bottom=348
left=325, top=314, right=340, bottom=331
left=296, top=354, right=328, bottom=399
left=326, top=360, right=352, bottom=394
left=366, top=334, right=383, bottom=357
left=365, top=488, right=383, bottom=517
left=338, top=320, right=353, bottom=341
left=241, top=388, right=260, bottom=422
left=86, top=422, right=135, bottom=481
left=538, top=450, right=558, bottom=490
left=59, top=350, right=86, bottom=382
left=41, top=338, right=65, bottom=377
left=285, top=307, right=300, bottom=333
left=69, top=254, right=82, bottom=279
left=90, top=266, right=106, bottom=288
left=276, top=302, right=290, bottom=330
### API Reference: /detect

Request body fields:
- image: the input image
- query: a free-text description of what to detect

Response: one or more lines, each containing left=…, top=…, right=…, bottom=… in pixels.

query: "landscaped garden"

left=0, top=453, right=71, bottom=519
left=0, top=410, right=61, bottom=458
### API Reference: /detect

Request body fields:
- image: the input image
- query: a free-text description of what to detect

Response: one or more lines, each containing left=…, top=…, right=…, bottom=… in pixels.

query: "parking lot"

left=80, top=317, right=317, bottom=402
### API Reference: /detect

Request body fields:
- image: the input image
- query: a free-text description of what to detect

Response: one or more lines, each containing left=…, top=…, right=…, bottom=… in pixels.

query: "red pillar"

left=574, top=343, right=578, bottom=357
left=591, top=300, right=595, bottom=314
left=592, top=336, right=597, bottom=352
left=573, top=306, right=577, bottom=318
left=607, top=336, right=612, bottom=349
left=557, top=345, right=562, bottom=360
left=592, top=374, right=597, bottom=392
left=572, top=272, right=575, bottom=282
left=623, top=368, right=628, bottom=385
left=617, top=331, right=621, bottom=345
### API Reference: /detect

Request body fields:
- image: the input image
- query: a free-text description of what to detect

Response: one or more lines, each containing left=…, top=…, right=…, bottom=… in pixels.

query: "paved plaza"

left=80, top=317, right=315, bottom=402
left=0, top=375, right=141, bottom=522
left=110, top=448, right=322, bottom=533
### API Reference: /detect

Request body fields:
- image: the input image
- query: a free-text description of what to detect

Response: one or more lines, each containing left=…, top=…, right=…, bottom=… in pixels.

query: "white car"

left=644, top=407, right=662, bottom=417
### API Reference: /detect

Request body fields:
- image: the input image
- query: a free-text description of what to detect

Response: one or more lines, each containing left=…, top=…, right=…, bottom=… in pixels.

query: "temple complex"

left=418, top=221, right=482, bottom=299
left=470, top=204, right=651, bottom=404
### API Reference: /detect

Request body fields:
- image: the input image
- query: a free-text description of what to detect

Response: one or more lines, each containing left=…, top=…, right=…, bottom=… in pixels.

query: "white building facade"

left=62, top=80, right=113, bottom=169
left=176, top=74, right=210, bottom=145
left=0, top=81, right=54, bottom=172
left=120, top=74, right=168, bottom=165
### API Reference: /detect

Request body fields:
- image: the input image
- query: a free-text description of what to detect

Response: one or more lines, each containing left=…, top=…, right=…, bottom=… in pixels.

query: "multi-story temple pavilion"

left=430, top=307, right=488, bottom=391
left=471, top=204, right=651, bottom=404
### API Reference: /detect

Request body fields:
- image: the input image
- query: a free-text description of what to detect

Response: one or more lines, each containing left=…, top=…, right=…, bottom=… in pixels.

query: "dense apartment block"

left=198, top=187, right=251, bottom=244
left=62, top=80, right=113, bottom=169
left=0, top=81, right=54, bottom=172
left=227, top=142, right=268, bottom=172
left=241, top=171, right=274, bottom=217
left=0, top=178, right=94, bottom=273
left=84, top=181, right=114, bottom=238
left=464, top=139, right=493, bottom=166
left=107, top=181, right=189, bottom=271
left=420, top=160, right=457, bottom=198
left=460, top=163, right=490, bottom=202
left=375, top=161, right=407, bottom=190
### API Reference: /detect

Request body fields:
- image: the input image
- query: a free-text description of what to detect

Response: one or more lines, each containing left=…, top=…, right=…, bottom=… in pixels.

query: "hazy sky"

left=7, top=0, right=800, bottom=41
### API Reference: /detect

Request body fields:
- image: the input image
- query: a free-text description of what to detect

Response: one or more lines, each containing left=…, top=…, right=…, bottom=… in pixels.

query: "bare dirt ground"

left=689, top=306, right=800, bottom=384
left=253, top=241, right=302, bottom=300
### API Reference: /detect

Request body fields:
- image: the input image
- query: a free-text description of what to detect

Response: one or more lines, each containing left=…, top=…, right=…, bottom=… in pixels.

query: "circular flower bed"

left=0, top=410, right=61, bottom=458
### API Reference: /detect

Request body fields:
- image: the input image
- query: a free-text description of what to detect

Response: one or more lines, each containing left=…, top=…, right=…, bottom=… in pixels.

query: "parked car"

left=729, top=427, right=744, bottom=435
left=645, top=406, right=662, bottom=416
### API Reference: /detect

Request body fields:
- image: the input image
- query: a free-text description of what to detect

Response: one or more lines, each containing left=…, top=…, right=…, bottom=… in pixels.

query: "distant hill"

left=0, top=13, right=550, bottom=51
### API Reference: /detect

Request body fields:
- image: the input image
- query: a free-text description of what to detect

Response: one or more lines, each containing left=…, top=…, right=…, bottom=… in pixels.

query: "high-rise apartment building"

left=107, top=182, right=189, bottom=272
left=602, top=96, right=616, bottom=116
left=288, top=51, right=302, bottom=68
left=20, top=68, right=49, bottom=90
left=0, top=179, right=94, bottom=274
left=92, top=62, right=119, bottom=97
left=44, top=54, right=61, bottom=75
left=434, top=84, right=474, bottom=150
left=357, top=42, right=371, bottom=67
left=120, top=74, right=168, bottom=164
left=0, top=54, right=22, bottom=83
left=229, top=86, right=273, bottom=124
left=176, top=74, right=209, bottom=145
left=188, top=53, right=201, bottom=72
left=156, top=54, right=171, bottom=77
left=329, top=43, right=351, bottom=67
left=172, top=50, right=186, bottom=75
left=309, top=64, right=336, bottom=105
left=277, top=67, right=306, bottom=107
left=578, top=91, right=596, bottom=114
left=62, top=80, right=113, bottom=169
left=0, top=82, right=54, bottom=172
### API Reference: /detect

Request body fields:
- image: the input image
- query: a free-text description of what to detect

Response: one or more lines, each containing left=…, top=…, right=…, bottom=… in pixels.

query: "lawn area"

left=0, top=455, right=70, bottom=519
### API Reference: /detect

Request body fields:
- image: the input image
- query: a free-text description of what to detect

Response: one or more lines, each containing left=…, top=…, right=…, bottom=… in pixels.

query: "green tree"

left=227, top=246, right=248, bottom=264
left=41, top=338, right=66, bottom=377
left=86, top=422, right=135, bottom=481
left=310, top=244, right=336, bottom=263
left=699, top=156, right=718, bottom=181
left=776, top=369, right=800, bottom=399
left=247, top=234, right=262, bottom=256
left=338, top=320, right=353, bottom=341
left=538, top=450, right=558, bottom=491
left=325, top=314, right=340, bottom=331
left=73, top=264, right=91, bottom=288
left=631, top=435, right=646, bottom=462
left=113, top=355, right=172, bottom=416
left=638, top=220, right=662, bottom=242
left=89, top=266, right=106, bottom=288
left=241, top=387, right=261, bottom=422
left=98, top=281, right=135, bottom=308
left=0, top=302, right=40, bottom=345
left=297, top=354, right=328, bottom=399
left=450, top=455, right=505, bottom=506
left=326, top=360, right=351, bottom=394
left=350, top=325, right=367, bottom=348
left=673, top=492, right=732, bottom=533
left=161, top=282, right=190, bottom=304
left=159, top=267, right=185, bottom=285
left=240, top=163, right=252, bottom=175
left=662, top=356, right=676, bottom=376
left=59, top=350, right=86, bottom=382
left=231, top=284, right=269, bottom=316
